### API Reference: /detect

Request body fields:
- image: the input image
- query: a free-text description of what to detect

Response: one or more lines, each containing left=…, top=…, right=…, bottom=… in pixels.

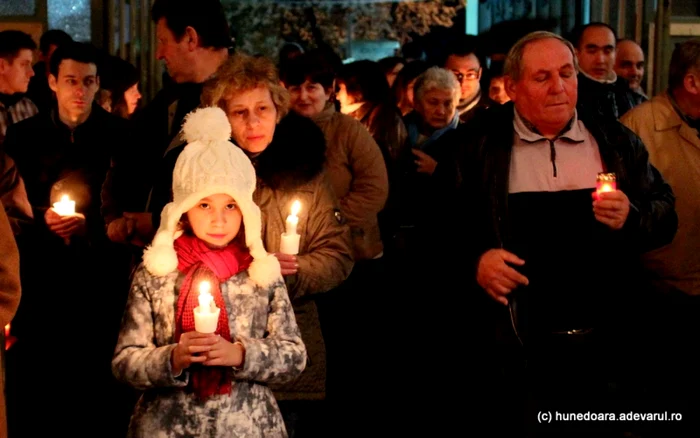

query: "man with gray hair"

left=621, top=39, right=700, bottom=404
left=443, top=30, right=676, bottom=434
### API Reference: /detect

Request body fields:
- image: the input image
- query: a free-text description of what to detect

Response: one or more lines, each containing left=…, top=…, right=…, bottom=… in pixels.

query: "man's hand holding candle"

left=592, top=190, right=630, bottom=230
left=44, top=208, right=86, bottom=239
left=477, top=249, right=530, bottom=305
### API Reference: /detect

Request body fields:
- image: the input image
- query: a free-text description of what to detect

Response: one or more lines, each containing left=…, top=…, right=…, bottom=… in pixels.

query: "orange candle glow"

left=596, top=172, right=617, bottom=199
left=4, top=323, right=9, bottom=338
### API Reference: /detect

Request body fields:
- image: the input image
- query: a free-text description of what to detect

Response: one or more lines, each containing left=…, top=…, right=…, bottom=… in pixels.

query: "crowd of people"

left=0, top=0, right=697, bottom=437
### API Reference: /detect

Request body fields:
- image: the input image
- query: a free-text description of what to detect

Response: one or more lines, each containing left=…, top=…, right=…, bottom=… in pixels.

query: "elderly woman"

left=201, top=53, right=353, bottom=437
left=404, top=67, right=461, bottom=154
left=397, top=67, right=460, bottom=252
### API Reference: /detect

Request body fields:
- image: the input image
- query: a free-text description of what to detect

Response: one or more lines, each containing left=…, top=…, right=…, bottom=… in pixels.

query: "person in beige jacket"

left=202, top=53, right=353, bottom=437
left=0, top=203, right=21, bottom=438
left=282, top=49, right=392, bottom=431
left=620, top=39, right=700, bottom=405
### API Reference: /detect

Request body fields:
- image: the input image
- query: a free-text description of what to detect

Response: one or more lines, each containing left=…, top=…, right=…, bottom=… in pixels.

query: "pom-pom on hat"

left=142, top=106, right=280, bottom=286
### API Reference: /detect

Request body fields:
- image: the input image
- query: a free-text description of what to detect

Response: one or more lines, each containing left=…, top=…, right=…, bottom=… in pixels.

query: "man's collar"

left=50, top=102, right=100, bottom=131
left=580, top=69, right=617, bottom=84
left=0, top=93, right=25, bottom=108
left=513, top=108, right=585, bottom=143
left=668, top=89, right=700, bottom=132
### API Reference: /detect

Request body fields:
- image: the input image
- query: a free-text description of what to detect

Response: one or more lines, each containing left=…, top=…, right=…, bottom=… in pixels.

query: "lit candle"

left=193, top=281, right=220, bottom=333
left=596, top=172, right=617, bottom=199
left=4, top=323, right=9, bottom=338
left=280, top=200, right=301, bottom=255
left=52, top=194, right=76, bottom=216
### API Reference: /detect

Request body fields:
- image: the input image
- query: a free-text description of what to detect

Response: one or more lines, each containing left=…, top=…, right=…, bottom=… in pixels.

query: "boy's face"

left=0, top=49, right=35, bottom=94
left=49, top=59, right=99, bottom=118
left=186, top=194, right=243, bottom=249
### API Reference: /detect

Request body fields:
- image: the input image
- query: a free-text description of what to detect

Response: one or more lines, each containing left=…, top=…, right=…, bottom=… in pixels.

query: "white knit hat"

left=142, top=106, right=280, bottom=287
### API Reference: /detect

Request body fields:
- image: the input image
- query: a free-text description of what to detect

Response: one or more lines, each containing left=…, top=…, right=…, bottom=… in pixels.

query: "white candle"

left=194, top=281, right=220, bottom=333
left=280, top=200, right=301, bottom=255
left=52, top=194, right=75, bottom=216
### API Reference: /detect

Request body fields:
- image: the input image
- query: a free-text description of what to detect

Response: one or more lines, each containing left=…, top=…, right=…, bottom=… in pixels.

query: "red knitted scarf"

left=173, top=233, right=252, bottom=400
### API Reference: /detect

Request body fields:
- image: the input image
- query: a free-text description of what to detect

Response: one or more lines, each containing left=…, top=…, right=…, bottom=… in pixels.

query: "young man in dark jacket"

left=3, top=42, right=133, bottom=436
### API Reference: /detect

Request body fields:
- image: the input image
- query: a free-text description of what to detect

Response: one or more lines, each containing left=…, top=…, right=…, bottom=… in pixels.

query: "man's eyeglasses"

left=452, top=70, right=479, bottom=83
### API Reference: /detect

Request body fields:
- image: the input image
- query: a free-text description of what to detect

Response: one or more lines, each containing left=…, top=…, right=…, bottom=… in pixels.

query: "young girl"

left=112, top=107, right=307, bottom=437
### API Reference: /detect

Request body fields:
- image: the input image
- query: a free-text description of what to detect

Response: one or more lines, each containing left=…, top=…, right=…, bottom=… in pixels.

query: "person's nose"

left=550, top=75, right=565, bottom=94
left=594, top=50, right=606, bottom=64
left=155, top=44, right=165, bottom=61
left=247, top=111, right=261, bottom=127
left=212, top=209, right=227, bottom=225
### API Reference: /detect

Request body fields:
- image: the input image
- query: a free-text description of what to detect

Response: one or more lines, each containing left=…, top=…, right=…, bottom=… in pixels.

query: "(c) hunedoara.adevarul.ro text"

left=537, top=411, right=683, bottom=423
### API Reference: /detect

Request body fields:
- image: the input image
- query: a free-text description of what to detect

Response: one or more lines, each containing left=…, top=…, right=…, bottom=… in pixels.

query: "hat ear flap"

left=248, top=253, right=281, bottom=288
left=238, top=199, right=281, bottom=287
left=143, top=204, right=180, bottom=276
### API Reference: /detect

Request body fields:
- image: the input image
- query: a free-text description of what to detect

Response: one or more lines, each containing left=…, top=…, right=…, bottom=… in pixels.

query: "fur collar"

left=251, top=112, right=326, bottom=191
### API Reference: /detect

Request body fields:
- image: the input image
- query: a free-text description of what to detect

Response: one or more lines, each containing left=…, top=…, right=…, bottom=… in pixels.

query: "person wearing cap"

left=112, top=107, right=307, bottom=437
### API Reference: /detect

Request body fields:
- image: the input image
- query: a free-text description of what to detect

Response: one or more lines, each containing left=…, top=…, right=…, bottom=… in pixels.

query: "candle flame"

left=291, top=200, right=301, bottom=217
left=61, top=194, right=69, bottom=202
left=199, top=281, right=211, bottom=295
left=600, top=183, right=613, bottom=193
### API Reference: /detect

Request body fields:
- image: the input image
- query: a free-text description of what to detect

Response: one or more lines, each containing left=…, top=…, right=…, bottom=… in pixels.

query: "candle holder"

left=596, top=172, right=616, bottom=199
left=194, top=281, right=220, bottom=333
left=280, top=200, right=301, bottom=255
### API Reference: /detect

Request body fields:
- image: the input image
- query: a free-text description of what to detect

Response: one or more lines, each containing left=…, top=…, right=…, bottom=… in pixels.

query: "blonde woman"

left=201, top=53, right=353, bottom=437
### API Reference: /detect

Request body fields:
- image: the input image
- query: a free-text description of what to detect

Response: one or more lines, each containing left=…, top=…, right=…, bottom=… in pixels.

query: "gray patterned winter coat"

left=112, top=264, right=307, bottom=438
